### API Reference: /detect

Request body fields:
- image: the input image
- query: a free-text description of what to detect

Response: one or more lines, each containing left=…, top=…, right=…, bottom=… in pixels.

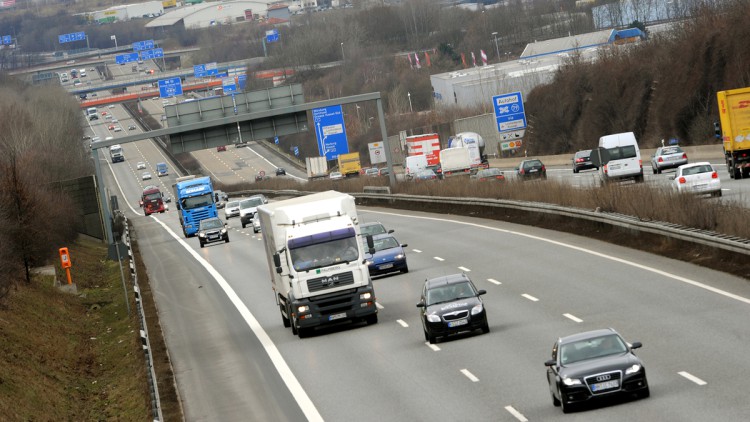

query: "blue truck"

left=172, top=175, right=217, bottom=237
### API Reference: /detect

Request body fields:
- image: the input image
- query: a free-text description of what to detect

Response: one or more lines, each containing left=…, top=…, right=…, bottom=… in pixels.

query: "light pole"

left=111, top=34, right=117, bottom=49
left=407, top=92, right=413, bottom=113
left=340, top=42, right=345, bottom=61
left=492, top=32, right=499, bottom=60
left=355, top=104, right=360, bottom=120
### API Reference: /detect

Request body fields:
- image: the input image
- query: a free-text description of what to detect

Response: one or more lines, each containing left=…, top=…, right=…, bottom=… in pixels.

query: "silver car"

left=252, top=212, right=261, bottom=233
left=651, top=145, right=688, bottom=174
left=224, top=200, right=240, bottom=219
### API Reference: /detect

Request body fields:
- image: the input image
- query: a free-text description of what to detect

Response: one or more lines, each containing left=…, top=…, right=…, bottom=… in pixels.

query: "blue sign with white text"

left=312, top=105, right=349, bottom=161
left=237, top=74, right=247, bottom=90
left=2, top=36, right=11, bottom=45
left=193, top=62, right=218, bottom=78
left=158, top=77, right=183, bottom=98
left=492, top=92, right=527, bottom=133
left=115, top=52, right=140, bottom=64
left=265, top=29, right=279, bottom=43
left=132, top=40, right=155, bottom=51
left=139, top=48, right=163, bottom=60
left=58, top=32, right=85, bottom=44
left=222, top=77, right=236, bottom=94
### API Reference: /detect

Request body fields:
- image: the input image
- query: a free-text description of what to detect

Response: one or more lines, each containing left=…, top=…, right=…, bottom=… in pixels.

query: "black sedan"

left=573, top=149, right=598, bottom=173
left=517, top=159, right=547, bottom=180
left=544, top=328, right=649, bottom=413
left=197, top=217, right=230, bottom=248
left=275, top=167, right=286, bottom=176
left=416, top=274, right=489, bottom=344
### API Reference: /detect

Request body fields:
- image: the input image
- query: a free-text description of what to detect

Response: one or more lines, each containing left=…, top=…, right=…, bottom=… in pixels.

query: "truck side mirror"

left=273, top=253, right=282, bottom=274
left=713, top=121, right=721, bottom=137
left=366, top=234, right=375, bottom=255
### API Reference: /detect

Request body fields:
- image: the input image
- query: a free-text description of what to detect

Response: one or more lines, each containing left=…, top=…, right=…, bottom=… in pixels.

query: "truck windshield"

left=290, top=236, right=359, bottom=272
left=143, top=192, right=161, bottom=201
left=181, top=193, right=213, bottom=209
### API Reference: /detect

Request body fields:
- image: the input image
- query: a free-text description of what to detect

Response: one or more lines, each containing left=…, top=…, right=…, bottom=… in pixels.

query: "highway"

left=88, top=106, right=750, bottom=420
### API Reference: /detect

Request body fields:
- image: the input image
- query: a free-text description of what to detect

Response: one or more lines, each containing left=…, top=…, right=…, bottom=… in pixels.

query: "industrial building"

left=88, top=1, right=165, bottom=24
left=145, top=0, right=287, bottom=29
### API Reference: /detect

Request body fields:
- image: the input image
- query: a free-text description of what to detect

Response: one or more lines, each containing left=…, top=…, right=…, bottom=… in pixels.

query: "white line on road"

left=376, top=302, right=384, bottom=310
left=522, top=294, right=539, bottom=302
left=434, top=257, right=445, bottom=261
left=678, top=371, right=707, bottom=386
left=487, top=278, right=502, bottom=285
left=563, top=313, right=583, bottom=323
left=460, top=369, right=479, bottom=382
left=504, top=406, right=528, bottom=422
left=458, top=266, right=471, bottom=272
left=412, top=249, right=422, bottom=253
left=425, top=342, right=440, bottom=352
left=396, top=319, right=409, bottom=328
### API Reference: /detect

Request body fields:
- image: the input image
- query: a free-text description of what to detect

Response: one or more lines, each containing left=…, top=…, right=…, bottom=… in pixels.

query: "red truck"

left=140, top=185, right=166, bottom=216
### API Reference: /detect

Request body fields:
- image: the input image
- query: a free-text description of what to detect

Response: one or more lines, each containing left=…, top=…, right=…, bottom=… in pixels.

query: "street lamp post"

left=340, top=42, right=345, bottom=62
left=492, top=32, right=500, bottom=60
left=407, top=92, right=413, bottom=113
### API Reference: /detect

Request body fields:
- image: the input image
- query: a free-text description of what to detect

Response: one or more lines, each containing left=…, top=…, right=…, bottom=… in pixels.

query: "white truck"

left=438, top=147, right=473, bottom=178
left=258, top=191, right=378, bottom=338
left=305, top=156, right=328, bottom=180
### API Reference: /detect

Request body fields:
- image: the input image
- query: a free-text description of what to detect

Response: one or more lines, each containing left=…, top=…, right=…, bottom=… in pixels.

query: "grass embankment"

left=0, top=237, right=156, bottom=420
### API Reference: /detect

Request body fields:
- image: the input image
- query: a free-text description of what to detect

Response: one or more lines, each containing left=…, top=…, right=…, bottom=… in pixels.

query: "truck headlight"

left=471, top=303, right=483, bottom=315
left=426, top=314, right=441, bottom=323
left=297, top=305, right=309, bottom=314
left=359, top=292, right=372, bottom=300
left=563, top=377, right=581, bottom=386
left=625, top=364, right=641, bottom=375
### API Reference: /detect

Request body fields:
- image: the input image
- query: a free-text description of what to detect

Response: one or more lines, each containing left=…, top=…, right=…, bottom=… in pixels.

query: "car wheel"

left=281, top=305, right=291, bottom=328
left=253, top=228, right=259, bottom=233
left=573, top=168, right=578, bottom=174
left=401, top=265, right=409, bottom=274
left=365, top=314, right=378, bottom=325
left=652, top=166, right=657, bottom=174
left=199, top=241, right=204, bottom=248
left=638, top=387, right=650, bottom=399
left=482, top=322, right=490, bottom=334
left=714, top=190, right=722, bottom=197
left=551, top=387, right=561, bottom=407
left=559, top=386, right=573, bottom=413
left=241, top=222, right=246, bottom=228
left=423, top=329, right=429, bottom=342
left=291, top=315, right=298, bottom=336
left=225, top=236, right=230, bottom=243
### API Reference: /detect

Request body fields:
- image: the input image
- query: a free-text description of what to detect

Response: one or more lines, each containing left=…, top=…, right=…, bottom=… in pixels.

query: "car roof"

left=558, top=328, right=618, bottom=344
left=679, top=161, right=712, bottom=169
left=424, top=273, right=471, bottom=289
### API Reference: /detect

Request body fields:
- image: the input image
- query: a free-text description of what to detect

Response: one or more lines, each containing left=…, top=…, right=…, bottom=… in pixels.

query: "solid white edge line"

left=487, top=278, right=502, bottom=285
left=362, top=210, right=750, bottom=306
left=458, top=266, right=471, bottom=272
left=460, top=369, right=479, bottom=382
left=396, top=319, right=409, bottom=328
left=522, top=293, right=539, bottom=302
left=504, top=405, right=529, bottom=422
left=563, top=313, right=583, bottom=323
left=678, top=371, right=707, bottom=386
left=434, top=257, right=445, bottom=261
left=151, top=217, right=324, bottom=422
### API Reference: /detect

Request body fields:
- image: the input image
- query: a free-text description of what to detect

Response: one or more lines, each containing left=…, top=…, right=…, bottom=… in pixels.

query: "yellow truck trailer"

left=717, top=86, right=750, bottom=178
left=337, top=152, right=361, bottom=177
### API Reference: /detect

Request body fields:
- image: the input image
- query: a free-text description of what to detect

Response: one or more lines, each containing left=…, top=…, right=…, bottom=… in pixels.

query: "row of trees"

left=0, top=74, right=90, bottom=301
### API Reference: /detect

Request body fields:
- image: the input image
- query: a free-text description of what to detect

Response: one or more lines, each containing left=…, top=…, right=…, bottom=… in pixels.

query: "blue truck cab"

left=173, top=176, right=217, bottom=237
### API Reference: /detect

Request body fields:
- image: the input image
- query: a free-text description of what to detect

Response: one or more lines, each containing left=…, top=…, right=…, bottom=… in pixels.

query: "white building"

left=146, top=1, right=283, bottom=29
left=90, top=1, right=164, bottom=23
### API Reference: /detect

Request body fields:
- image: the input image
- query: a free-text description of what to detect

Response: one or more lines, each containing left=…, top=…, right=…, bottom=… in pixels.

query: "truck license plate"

left=328, top=312, right=347, bottom=321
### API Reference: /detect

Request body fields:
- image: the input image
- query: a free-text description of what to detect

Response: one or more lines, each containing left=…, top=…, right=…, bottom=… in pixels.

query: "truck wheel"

left=241, top=222, right=246, bottom=228
left=290, top=311, right=298, bottom=335
left=281, top=305, right=291, bottom=328
left=365, top=314, right=378, bottom=325
left=298, top=327, right=311, bottom=338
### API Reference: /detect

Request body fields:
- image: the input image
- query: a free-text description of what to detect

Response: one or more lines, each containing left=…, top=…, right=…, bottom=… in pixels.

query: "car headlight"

left=394, top=253, right=405, bottom=260
left=297, top=305, right=309, bottom=314
left=471, top=303, right=483, bottom=315
left=198, top=232, right=205, bottom=237
left=221, top=229, right=227, bottom=234
left=562, top=377, right=581, bottom=386
left=625, top=364, right=642, bottom=375
left=426, top=314, right=441, bottom=323
left=365, top=260, right=373, bottom=266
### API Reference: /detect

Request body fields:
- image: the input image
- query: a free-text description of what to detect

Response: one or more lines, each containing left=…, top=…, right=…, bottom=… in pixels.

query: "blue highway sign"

left=222, top=77, right=237, bottom=94
left=115, top=52, right=139, bottom=64
left=492, top=91, right=527, bottom=133
left=193, top=62, right=218, bottom=78
left=266, top=29, right=279, bottom=43
left=312, top=105, right=349, bottom=161
left=58, top=32, right=85, bottom=44
left=132, top=40, right=155, bottom=51
left=2, top=35, right=11, bottom=45
left=237, top=74, right=247, bottom=90
left=158, top=77, right=183, bottom=98
left=140, top=48, right=163, bottom=60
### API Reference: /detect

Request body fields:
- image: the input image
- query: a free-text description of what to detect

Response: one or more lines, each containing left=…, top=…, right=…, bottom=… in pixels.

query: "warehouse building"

left=146, top=1, right=286, bottom=29
left=88, top=1, right=165, bottom=24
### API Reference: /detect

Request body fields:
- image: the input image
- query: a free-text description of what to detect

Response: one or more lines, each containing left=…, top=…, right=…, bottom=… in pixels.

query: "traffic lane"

left=134, top=215, right=309, bottom=421
left=360, top=208, right=750, bottom=415
left=192, top=148, right=251, bottom=185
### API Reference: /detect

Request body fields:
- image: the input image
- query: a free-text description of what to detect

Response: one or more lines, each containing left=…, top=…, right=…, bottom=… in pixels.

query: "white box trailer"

left=258, top=191, right=378, bottom=337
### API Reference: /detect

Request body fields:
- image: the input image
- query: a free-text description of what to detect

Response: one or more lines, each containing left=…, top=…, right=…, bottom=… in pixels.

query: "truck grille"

left=307, top=271, right=354, bottom=292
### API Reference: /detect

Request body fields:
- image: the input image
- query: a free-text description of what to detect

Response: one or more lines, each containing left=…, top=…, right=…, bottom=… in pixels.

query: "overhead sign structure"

left=268, top=30, right=279, bottom=42
left=493, top=91, right=527, bottom=133
left=2, top=35, right=11, bottom=45
left=115, top=52, right=139, bottom=64
left=132, top=40, right=155, bottom=51
left=58, top=32, right=85, bottom=44
left=222, top=77, right=237, bottom=94
left=193, top=62, right=219, bottom=78
left=140, top=48, right=164, bottom=60
left=368, top=142, right=386, bottom=164
left=312, top=105, right=349, bottom=161
left=158, top=77, right=183, bottom=98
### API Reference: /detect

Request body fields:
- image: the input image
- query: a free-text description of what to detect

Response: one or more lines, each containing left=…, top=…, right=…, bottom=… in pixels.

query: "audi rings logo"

left=596, top=374, right=612, bottom=382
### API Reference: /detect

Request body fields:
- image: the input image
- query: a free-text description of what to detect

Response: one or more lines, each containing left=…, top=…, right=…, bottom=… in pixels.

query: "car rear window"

left=607, top=145, right=637, bottom=160
left=661, top=146, right=683, bottom=155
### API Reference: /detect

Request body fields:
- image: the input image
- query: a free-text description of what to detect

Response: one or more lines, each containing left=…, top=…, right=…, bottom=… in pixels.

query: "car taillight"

left=658, top=157, right=664, bottom=163
left=678, top=177, right=686, bottom=184
left=541, top=165, right=546, bottom=171
left=576, top=158, right=583, bottom=163
left=711, top=171, right=718, bottom=179
left=520, top=168, right=525, bottom=174
left=682, top=153, right=688, bottom=159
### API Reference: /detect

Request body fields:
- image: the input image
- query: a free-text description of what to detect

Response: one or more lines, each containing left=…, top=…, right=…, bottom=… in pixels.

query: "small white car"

left=113, top=126, right=122, bottom=132
left=672, top=162, right=721, bottom=197
left=137, top=162, right=146, bottom=170
left=329, top=171, right=343, bottom=180
left=142, top=171, right=152, bottom=180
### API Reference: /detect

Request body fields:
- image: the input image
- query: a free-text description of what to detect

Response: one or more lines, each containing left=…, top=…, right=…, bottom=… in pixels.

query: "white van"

left=599, top=132, right=643, bottom=183
left=405, top=155, right=428, bottom=179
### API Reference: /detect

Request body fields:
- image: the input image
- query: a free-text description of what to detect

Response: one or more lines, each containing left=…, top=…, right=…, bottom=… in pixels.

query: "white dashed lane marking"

left=563, top=313, right=583, bottom=323
left=460, top=369, right=479, bottom=382
left=522, top=294, right=539, bottom=302
left=678, top=371, right=707, bottom=386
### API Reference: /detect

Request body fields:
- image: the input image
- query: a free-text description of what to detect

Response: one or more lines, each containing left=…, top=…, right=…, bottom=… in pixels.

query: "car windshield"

left=240, top=197, right=264, bottom=208
left=226, top=201, right=239, bottom=208
left=143, top=192, right=161, bottom=201
left=182, top=193, right=213, bottom=210
left=368, top=236, right=399, bottom=252
left=559, top=334, right=628, bottom=365
left=576, top=150, right=591, bottom=158
left=481, top=169, right=502, bottom=176
left=200, top=219, right=223, bottom=230
left=426, top=281, right=476, bottom=306
left=361, top=223, right=386, bottom=236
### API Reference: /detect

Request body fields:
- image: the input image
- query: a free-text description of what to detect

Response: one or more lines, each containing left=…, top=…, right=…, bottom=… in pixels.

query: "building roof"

left=146, top=0, right=277, bottom=27
left=520, top=29, right=613, bottom=59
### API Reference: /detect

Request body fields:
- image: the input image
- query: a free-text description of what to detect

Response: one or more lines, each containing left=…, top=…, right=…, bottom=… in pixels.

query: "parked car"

left=224, top=200, right=241, bottom=219
left=329, top=171, right=343, bottom=180
left=136, top=161, right=146, bottom=170
left=517, top=159, right=547, bottom=180
left=198, top=217, right=230, bottom=248
left=651, top=145, right=688, bottom=174
left=363, top=234, right=408, bottom=276
left=108, top=124, right=116, bottom=130
left=573, top=149, right=598, bottom=173
left=413, top=168, right=438, bottom=181
left=365, top=168, right=380, bottom=177
left=671, top=162, right=722, bottom=196
left=416, top=273, right=489, bottom=344
left=275, top=167, right=286, bottom=176
left=216, top=145, right=226, bottom=152
left=545, top=328, right=649, bottom=413
left=471, top=168, right=506, bottom=181
left=255, top=172, right=270, bottom=182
